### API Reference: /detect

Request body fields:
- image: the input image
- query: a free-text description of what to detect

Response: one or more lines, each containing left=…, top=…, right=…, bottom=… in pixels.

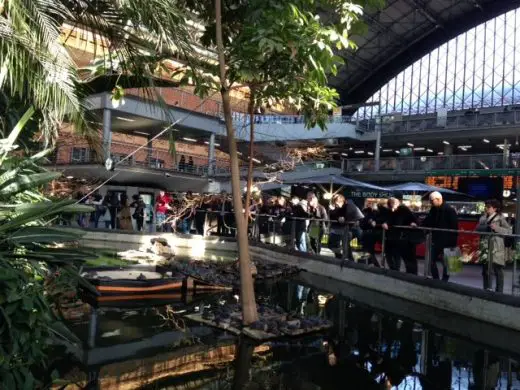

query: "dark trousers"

left=135, top=216, right=144, bottom=231
left=386, top=240, right=417, bottom=275
left=195, top=215, right=205, bottom=235
left=431, top=244, right=449, bottom=280
left=328, top=232, right=353, bottom=260
left=109, top=207, right=117, bottom=229
left=482, top=263, right=504, bottom=293
left=362, top=230, right=380, bottom=267
left=310, top=230, right=324, bottom=255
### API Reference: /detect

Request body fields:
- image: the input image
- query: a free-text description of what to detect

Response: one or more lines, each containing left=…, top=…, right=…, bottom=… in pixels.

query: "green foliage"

left=180, top=0, right=383, bottom=129
left=0, top=0, right=192, bottom=145
left=0, top=117, right=95, bottom=389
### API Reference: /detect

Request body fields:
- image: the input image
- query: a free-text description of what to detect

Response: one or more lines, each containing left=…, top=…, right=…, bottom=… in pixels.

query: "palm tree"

left=0, top=0, right=193, bottom=144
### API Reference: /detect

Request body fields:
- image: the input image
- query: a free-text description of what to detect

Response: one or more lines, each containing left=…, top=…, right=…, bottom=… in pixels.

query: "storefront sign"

left=346, top=190, right=393, bottom=198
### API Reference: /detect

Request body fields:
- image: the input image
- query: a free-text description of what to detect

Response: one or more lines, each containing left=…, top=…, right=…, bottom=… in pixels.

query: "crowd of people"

left=68, top=187, right=513, bottom=292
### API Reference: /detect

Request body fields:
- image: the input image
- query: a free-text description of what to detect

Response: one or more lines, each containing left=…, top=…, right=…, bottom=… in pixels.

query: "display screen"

left=457, top=177, right=503, bottom=199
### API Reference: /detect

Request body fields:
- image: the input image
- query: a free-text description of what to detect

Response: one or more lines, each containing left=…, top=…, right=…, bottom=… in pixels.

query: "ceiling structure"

left=332, top=0, right=520, bottom=108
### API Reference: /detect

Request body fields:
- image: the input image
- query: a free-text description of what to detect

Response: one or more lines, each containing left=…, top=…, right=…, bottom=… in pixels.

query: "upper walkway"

left=236, top=106, right=520, bottom=143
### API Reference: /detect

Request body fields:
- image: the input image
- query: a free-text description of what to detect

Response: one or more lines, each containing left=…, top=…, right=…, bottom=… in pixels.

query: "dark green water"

left=56, top=274, right=520, bottom=389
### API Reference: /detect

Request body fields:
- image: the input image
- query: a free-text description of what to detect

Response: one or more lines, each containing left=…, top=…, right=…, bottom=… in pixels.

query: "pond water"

left=55, top=271, right=520, bottom=390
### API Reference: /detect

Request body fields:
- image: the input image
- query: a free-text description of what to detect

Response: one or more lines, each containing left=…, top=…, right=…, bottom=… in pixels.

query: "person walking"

left=382, top=198, right=419, bottom=274
left=475, top=199, right=511, bottom=293
left=422, top=191, right=459, bottom=281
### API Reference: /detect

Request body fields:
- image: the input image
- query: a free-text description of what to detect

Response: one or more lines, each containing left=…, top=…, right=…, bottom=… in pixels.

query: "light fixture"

left=183, top=137, right=197, bottom=142
left=252, top=158, right=261, bottom=163
left=354, top=150, right=364, bottom=154
left=458, top=145, right=472, bottom=149
left=407, top=143, right=414, bottom=147
left=116, top=116, right=134, bottom=122
left=341, top=153, right=349, bottom=157
left=66, top=175, right=74, bottom=179
left=483, top=138, right=490, bottom=143
left=204, top=141, right=220, bottom=147
left=442, top=140, right=450, bottom=145
left=382, top=149, right=393, bottom=152
left=237, top=151, right=243, bottom=156
left=497, top=144, right=505, bottom=149
left=503, top=190, right=511, bottom=198
left=323, top=192, right=333, bottom=200
left=414, top=147, right=425, bottom=151
left=438, top=152, right=444, bottom=155
left=395, top=150, right=401, bottom=154
left=134, top=131, right=149, bottom=136
left=349, top=147, right=353, bottom=151
left=367, top=152, right=374, bottom=156
left=329, top=152, right=339, bottom=155
left=427, top=149, right=433, bottom=153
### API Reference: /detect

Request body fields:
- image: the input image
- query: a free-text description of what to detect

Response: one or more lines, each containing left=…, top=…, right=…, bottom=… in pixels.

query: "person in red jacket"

left=155, top=190, right=172, bottom=232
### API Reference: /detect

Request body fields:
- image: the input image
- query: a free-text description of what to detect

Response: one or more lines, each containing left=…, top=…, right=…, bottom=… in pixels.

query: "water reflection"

left=56, top=278, right=520, bottom=389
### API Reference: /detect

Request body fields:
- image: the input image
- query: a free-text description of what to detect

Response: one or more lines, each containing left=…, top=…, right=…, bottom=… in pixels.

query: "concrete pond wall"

left=61, top=227, right=238, bottom=259
left=249, top=242, right=520, bottom=333
left=60, top=228, right=520, bottom=332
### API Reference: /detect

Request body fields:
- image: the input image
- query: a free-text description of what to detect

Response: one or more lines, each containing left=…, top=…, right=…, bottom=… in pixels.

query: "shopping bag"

left=444, top=247, right=462, bottom=273
left=321, top=233, right=329, bottom=245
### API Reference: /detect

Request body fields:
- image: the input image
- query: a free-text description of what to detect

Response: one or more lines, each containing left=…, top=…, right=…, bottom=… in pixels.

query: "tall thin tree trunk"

left=244, top=92, right=255, bottom=223
left=215, top=0, right=258, bottom=325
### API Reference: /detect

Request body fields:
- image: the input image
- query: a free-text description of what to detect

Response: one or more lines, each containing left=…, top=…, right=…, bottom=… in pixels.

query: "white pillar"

left=102, top=108, right=112, bottom=162
left=208, top=133, right=216, bottom=175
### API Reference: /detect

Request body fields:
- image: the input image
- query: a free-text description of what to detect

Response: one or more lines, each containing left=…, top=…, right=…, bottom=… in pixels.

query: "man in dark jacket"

left=382, top=198, right=419, bottom=274
left=422, top=191, right=459, bottom=281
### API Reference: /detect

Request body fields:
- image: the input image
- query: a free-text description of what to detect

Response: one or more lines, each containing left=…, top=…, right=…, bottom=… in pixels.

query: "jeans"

left=482, top=263, right=504, bottom=292
left=296, top=231, right=308, bottom=253
left=179, top=218, right=191, bottom=234
left=156, top=212, right=170, bottom=232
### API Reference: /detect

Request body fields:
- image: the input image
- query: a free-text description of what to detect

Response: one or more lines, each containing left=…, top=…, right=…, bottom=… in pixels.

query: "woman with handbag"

left=475, top=199, right=511, bottom=293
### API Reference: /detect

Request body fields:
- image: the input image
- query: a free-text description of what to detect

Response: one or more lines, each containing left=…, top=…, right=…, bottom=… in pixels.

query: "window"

left=149, top=158, right=164, bottom=168
left=71, top=147, right=90, bottom=163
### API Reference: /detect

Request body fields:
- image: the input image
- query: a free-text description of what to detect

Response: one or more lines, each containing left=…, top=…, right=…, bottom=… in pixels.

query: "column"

left=503, top=138, right=510, bottom=168
left=208, top=133, right=216, bottom=175
left=147, top=134, right=153, bottom=167
left=102, top=108, right=112, bottom=162
left=374, top=106, right=382, bottom=171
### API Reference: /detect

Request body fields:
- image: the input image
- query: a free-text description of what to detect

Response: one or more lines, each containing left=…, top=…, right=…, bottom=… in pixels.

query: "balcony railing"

left=52, top=141, right=235, bottom=176
left=382, top=110, right=520, bottom=134
left=344, top=153, right=518, bottom=173
left=233, top=109, right=520, bottom=136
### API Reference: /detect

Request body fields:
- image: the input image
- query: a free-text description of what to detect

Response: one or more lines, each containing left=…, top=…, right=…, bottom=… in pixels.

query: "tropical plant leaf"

left=7, top=226, right=82, bottom=244
left=0, top=172, right=61, bottom=197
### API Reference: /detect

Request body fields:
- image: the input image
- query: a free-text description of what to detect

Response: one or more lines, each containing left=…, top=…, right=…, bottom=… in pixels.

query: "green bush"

left=0, top=113, right=95, bottom=389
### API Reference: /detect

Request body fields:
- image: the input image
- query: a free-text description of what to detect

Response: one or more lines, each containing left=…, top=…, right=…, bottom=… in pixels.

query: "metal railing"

left=344, top=153, right=517, bottom=173
left=53, top=141, right=236, bottom=176
left=75, top=205, right=520, bottom=296
left=232, top=108, right=520, bottom=135
left=382, top=110, right=520, bottom=134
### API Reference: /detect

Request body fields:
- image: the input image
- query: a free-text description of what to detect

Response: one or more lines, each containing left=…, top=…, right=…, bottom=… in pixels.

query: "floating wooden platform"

left=81, top=271, right=231, bottom=307
left=184, top=313, right=332, bottom=341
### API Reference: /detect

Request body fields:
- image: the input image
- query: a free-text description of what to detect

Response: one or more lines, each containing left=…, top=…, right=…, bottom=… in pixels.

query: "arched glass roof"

left=360, top=7, right=520, bottom=117
left=330, top=0, right=520, bottom=111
